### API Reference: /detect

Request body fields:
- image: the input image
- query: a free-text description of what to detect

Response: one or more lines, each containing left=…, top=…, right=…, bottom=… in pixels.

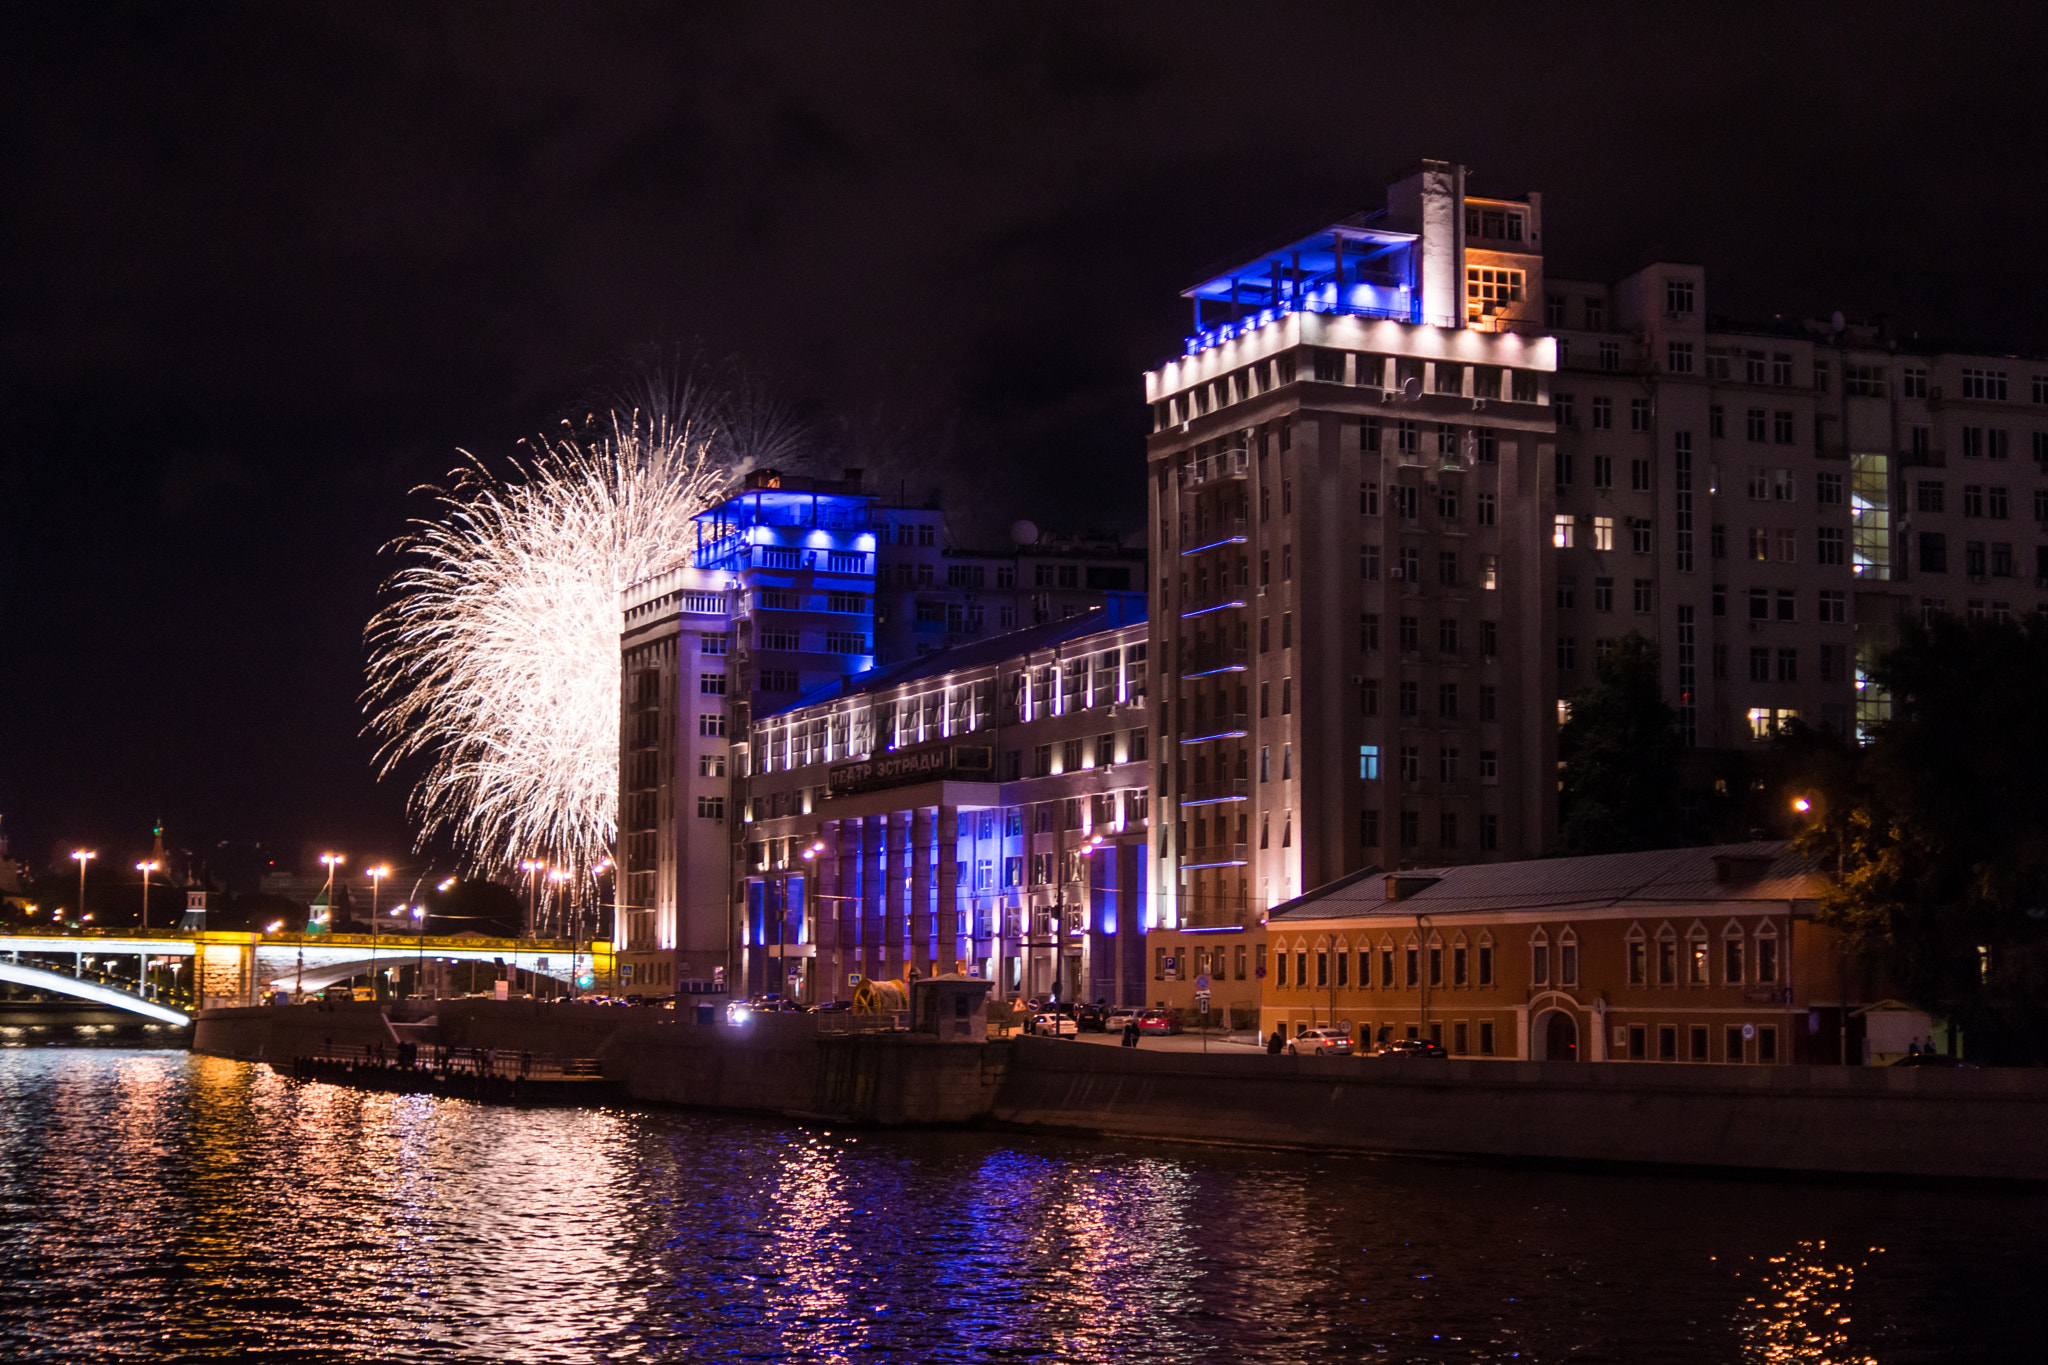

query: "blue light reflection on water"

left=0, top=1046, right=2041, bottom=1364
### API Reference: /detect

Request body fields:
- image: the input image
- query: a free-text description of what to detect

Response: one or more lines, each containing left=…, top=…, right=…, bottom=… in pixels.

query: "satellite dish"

left=1830, top=310, right=1846, bottom=334
left=1010, top=519, right=1039, bottom=546
left=1401, top=376, right=1422, bottom=401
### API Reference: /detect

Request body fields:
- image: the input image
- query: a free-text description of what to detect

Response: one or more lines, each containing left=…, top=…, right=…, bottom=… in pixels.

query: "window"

left=699, top=672, right=727, bottom=695
left=1399, top=616, right=1419, bottom=651
left=1991, top=486, right=2011, bottom=519
left=1819, top=589, right=1846, bottom=623
left=1919, top=531, right=1948, bottom=573
left=1593, top=454, right=1614, bottom=490
left=1360, top=613, right=1380, bottom=651
left=1667, top=341, right=1694, bottom=373
left=1666, top=279, right=1695, bottom=315
left=1629, top=518, right=1653, bottom=554
left=1360, top=481, right=1380, bottom=515
left=1918, top=480, right=1945, bottom=513
left=1902, top=367, right=1928, bottom=399
left=1591, top=396, right=1613, bottom=429
left=1465, top=265, right=1524, bottom=322
left=1438, top=745, right=1459, bottom=781
left=1710, top=404, right=1725, bottom=439
left=1773, top=410, right=1795, bottom=444
left=1631, top=458, right=1651, bottom=492
left=1557, top=576, right=1576, bottom=610
left=1592, top=516, right=1615, bottom=551
left=1627, top=928, right=1646, bottom=985
left=1817, top=527, right=1846, bottom=565
left=1772, top=354, right=1793, bottom=386
left=1593, top=576, right=1614, bottom=612
left=1962, top=367, right=2009, bottom=401
left=1598, top=340, right=1620, bottom=372
left=1530, top=934, right=1550, bottom=986
left=1552, top=514, right=1575, bottom=549
left=1690, top=1025, right=1710, bottom=1062
left=696, top=795, right=725, bottom=820
left=1750, top=646, right=1771, bottom=682
left=1480, top=683, right=1498, bottom=719
left=1557, top=636, right=1576, bottom=670
left=1359, top=745, right=1380, bottom=781
left=1633, top=578, right=1653, bottom=613
left=1399, top=746, right=1420, bottom=782
left=1554, top=393, right=1576, bottom=427
left=1631, top=398, right=1651, bottom=432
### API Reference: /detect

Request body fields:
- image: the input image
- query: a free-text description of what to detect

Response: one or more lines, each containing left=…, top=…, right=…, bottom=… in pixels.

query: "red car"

left=1136, top=1010, right=1182, bottom=1036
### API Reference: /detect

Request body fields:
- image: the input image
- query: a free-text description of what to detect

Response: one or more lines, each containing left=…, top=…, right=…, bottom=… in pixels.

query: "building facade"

left=1141, top=160, right=1560, bottom=1013
left=1546, top=266, right=2048, bottom=803
left=617, top=469, right=1143, bottom=996
left=740, top=601, right=1151, bottom=1005
left=1258, top=842, right=1870, bottom=1064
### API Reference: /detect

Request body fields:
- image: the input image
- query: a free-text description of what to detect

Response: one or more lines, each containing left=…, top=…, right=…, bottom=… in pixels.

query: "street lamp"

left=796, top=840, right=825, bottom=1004
left=519, top=859, right=545, bottom=939
left=318, top=853, right=345, bottom=933
left=412, top=904, right=427, bottom=998
left=71, top=850, right=95, bottom=926
left=135, top=859, right=161, bottom=931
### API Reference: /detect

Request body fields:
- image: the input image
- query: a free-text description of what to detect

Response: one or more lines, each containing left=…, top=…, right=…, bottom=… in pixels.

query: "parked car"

left=1030, top=1013, right=1079, bottom=1038
left=1285, top=1028, right=1355, bottom=1057
left=808, top=1000, right=854, bottom=1014
left=1103, top=1008, right=1141, bottom=1035
left=1367, top=1038, right=1447, bottom=1059
left=1136, top=1010, right=1182, bottom=1036
left=1076, top=1002, right=1113, bottom=1032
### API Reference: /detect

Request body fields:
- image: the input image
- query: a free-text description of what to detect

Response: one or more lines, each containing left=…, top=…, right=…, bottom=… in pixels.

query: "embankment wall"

left=993, top=1038, right=2048, bottom=1181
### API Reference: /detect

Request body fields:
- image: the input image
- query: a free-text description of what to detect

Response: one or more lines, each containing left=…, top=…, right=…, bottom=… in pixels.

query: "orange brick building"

left=1250, top=841, right=1865, bottom=1063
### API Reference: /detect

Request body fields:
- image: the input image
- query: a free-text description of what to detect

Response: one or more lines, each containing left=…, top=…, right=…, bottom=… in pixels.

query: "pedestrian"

left=1123, top=1019, right=1140, bottom=1048
left=1266, top=1026, right=1285, bottom=1055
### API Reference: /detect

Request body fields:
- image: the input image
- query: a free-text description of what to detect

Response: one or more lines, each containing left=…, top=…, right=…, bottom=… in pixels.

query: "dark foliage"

left=1554, top=633, right=1685, bottom=856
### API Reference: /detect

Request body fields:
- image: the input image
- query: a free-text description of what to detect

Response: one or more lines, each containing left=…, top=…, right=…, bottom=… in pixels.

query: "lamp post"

left=71, top=850, right=95, bottom=927
left=798, top=840, right=824, bottom=1005
left=412, top=904, right=426, bottom=997
left=1793, top=793, right=1850, bottom=1065
left=519, top=859, right=544, bottom=939
left=318, top=853, right=345, bottom=933
left=135, top=859, right=161, bottom=931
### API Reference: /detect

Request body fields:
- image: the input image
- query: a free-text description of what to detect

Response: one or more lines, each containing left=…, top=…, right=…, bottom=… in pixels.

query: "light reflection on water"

left=0, top=1047, right=2039, bottom=1364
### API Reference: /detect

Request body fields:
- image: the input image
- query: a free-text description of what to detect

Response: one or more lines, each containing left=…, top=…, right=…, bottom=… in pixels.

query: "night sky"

left=6, top=3, right=2048, bottom=880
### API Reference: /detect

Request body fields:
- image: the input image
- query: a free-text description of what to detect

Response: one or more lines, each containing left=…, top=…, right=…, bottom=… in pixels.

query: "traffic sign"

left=1194, top=990, right=1211, bottom=1006
left=1195, top=974, right=1211, bottom=991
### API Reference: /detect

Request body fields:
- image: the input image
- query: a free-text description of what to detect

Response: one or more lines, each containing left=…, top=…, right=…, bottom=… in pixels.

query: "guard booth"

left=911, top=975, right=993, bottom=1043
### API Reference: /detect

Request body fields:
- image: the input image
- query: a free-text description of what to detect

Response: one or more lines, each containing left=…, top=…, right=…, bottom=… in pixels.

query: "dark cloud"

left=5, top=1, right=2047, bottom=867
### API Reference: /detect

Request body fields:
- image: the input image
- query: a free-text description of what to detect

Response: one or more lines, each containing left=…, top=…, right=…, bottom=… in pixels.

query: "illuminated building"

left=1141, top=160, right=1561, bottom=1010
left=618, top=469, right=1146, bottom=997
left=1257, top=840, right=1892, bottom=1065
left=740, top=598, right=1150, bottom=1004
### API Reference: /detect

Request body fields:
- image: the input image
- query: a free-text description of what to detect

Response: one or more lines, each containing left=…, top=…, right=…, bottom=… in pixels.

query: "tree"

left=1554, top=632, right=1684, bottom=855
left=1798, top=614, right=2048, bottom=1061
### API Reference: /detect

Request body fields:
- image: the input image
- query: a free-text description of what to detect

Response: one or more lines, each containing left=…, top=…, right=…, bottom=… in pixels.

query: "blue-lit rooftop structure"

left=693, top=470, right=875, bottom=572
left=1181, top=215, right=1419, bottom=357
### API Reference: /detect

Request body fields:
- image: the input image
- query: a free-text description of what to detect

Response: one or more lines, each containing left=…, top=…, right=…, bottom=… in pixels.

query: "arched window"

left=1293, top=938, right=1310, bottom=991
left=1687, top=921, right=1710, bottom=985
left=1656, top=922, right=1678, bottom=986
left=1476, top=931, right=1496, bottom=987
left=1558, top=927, right=1579, bottom=986
left=1626, top=922, right=1648, bottom=986
left=1334, top=936, right=1351, bottom=989
left=1403, top=932, right=1421, bottom=987
left=1754, top=920, right=1780, bottom=984
left=1722, top=920, right=1747, bottom=985
left=1315, top=936, right=1330, bottom=989
left=1530, top=929, right=1551, bottom=986
left=1378, top=935, right=1397, bottom=989
left=1451, top=931, right=1470, bottom=988
left=1427, top=932, right=1445, bottom=988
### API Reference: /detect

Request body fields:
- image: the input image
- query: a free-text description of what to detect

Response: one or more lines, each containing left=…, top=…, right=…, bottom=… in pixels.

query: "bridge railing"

left=302, top=1042, right=604, bottom=1080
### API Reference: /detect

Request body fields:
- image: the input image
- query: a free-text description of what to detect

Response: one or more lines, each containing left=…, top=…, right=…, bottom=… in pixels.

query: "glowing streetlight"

left=368, top=864, right=390, bottom=925
left=265, top=920, right=284, bottom=935
left=519, top=859, right=546, bottom=938
left=317, top=853, right=345, bottom=932
left=1792, top=797, right=1812, bottom=813
left=70, top=850, right=95, bottom=926
left=134, top=859, right=161, bottom=931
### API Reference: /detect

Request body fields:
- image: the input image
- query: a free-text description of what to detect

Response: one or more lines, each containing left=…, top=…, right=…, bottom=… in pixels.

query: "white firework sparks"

left=363, top=403, right=727, bottom=884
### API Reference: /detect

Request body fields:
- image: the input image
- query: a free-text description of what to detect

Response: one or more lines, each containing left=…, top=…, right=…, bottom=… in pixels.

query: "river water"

left=0, top=1041, right=2039, bottom=1363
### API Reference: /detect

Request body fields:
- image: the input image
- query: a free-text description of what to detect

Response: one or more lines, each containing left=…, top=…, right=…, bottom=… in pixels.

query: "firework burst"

left=364, top=396, right=737, bottom=887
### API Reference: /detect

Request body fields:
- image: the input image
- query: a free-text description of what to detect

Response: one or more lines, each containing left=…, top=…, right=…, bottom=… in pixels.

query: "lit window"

left=1592, top=516, right=1615, bottom=551
left=1465, top=266, right=1525, bottom=322
left=1552, top=514, right=1575, bottom=549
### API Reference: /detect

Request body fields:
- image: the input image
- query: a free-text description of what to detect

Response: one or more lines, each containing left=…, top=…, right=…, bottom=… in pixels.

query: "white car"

left=1031, top=1013, right=1079, bottom=1038
left=1103, top=1008, right=1141, bottom=1034
left=1285, top=1028, right=1355, bottom=1056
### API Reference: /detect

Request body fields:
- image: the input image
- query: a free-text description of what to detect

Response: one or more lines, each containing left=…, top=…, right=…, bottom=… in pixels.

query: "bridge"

left=0, top=930, right=615, bottom=1025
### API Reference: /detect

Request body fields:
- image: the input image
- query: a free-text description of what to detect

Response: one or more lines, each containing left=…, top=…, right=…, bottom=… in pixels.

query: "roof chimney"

left=1384, top=872, right=1442, bottom=901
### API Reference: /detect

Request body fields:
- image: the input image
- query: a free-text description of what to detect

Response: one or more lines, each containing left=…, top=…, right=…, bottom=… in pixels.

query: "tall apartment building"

left=1545, top=267, right=2048, bottom=803
left=617, top=469, right=1143, bottom=995
left=740, top=599, right=1149, bottom=1004
left=1141, top=161, right=1560, bottom=1007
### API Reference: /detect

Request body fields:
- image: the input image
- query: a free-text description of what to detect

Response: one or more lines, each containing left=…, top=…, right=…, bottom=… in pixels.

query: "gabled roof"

left=1268, top=842, right=1824, bottom=924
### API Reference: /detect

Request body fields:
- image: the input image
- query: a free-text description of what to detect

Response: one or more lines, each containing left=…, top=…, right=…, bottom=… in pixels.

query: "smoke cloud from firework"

left=363, top=377, right=795, bottom=890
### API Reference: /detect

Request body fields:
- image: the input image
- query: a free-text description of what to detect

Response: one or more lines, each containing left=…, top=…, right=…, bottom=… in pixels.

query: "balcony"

left=1181, top=518, right=1250, bottom=556
left=1180, top=778, right=1249, bottom=806
left=1179, top=712, right=1249, bottom=745
left=1181, top=842, right=1249, bottom=869
left=1181, top=646, right=1248, bottom=679
left=1179, top=590, right=1248, bottom=620
left=1177, top=446, right=1250, bottom=489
